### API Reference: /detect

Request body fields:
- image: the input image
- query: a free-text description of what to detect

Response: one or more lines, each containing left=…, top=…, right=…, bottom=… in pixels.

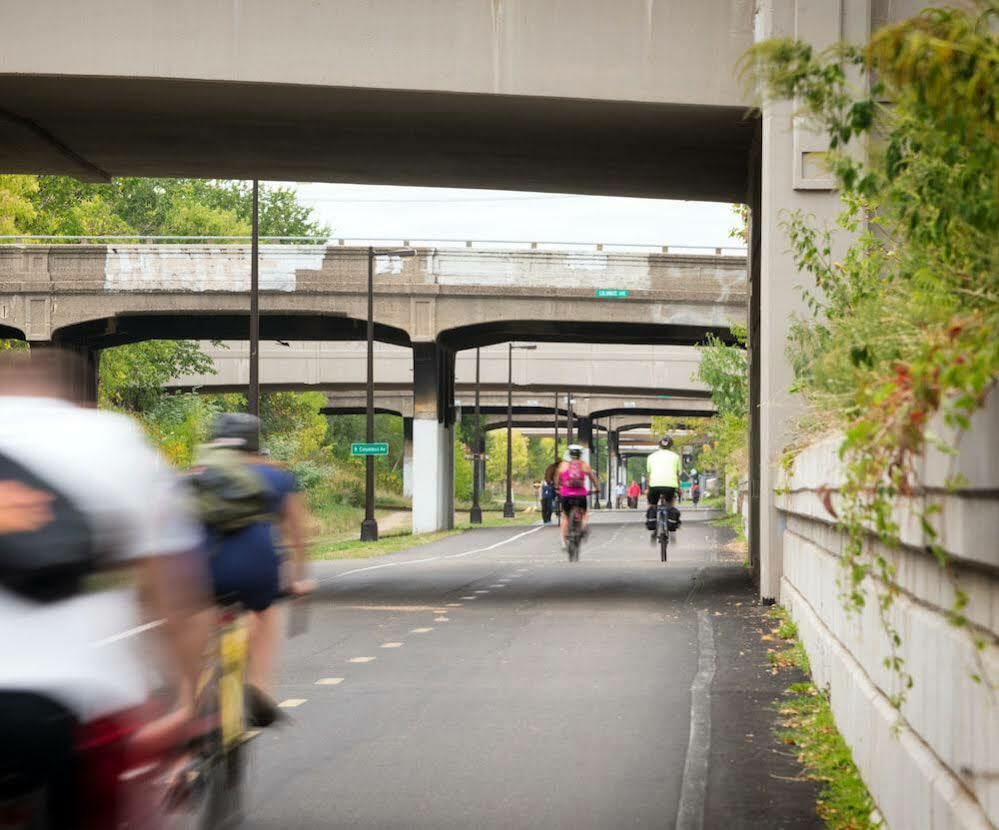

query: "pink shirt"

left=558, top=462, right=589, bottom=498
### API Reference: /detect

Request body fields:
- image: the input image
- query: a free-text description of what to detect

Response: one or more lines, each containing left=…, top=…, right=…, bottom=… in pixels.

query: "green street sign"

left=595, top=288, right=629, bottom=299
left=351, top=442, right=389, bottom=456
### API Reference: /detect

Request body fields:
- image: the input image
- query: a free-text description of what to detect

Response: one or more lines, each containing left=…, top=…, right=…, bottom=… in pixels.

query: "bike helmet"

left=567, top=444, right=583, bottom=459
left=659, top=435, right=674, bottom=449
left=211, top=413, right=261, bottom=452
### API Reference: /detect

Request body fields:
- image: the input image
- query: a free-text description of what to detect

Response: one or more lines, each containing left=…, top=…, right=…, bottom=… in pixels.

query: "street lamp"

left=470, top=347, right=483, bottom=524
left=361, top=246, right=416, bottom=542
left=503, top=343, right=537, bottom=519
left=248, top=180, right=260, bottom=420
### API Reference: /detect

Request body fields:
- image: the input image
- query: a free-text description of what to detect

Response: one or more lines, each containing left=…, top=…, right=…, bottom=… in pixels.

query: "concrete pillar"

left=402, top=416, right=414, bottom=498
left=576, top=417, right=593, bottom=464
left=411, top=343, right=455, bottom=534
left=754, top=0, right=868, bottom=600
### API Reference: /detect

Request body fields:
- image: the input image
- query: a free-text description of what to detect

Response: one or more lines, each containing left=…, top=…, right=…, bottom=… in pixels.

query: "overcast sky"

left=287, top=183, right=742, bottom=251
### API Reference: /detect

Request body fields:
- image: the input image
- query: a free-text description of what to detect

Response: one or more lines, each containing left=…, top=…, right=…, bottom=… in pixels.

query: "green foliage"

left=527, top=436, right=558, bottom=481
left=260, top=391, right=330, bottom=462
left=0, top=175, right=38, bottom=235
left=100, top=340, right=217, bottom=412
left=24, top=177, right=330, bottom=240
left=747, top=2, right=999, bottom=707
left=486, top=428, right=529, bottom=484
left=769, top=608, right=880, bottom=830
left=454, top=433, right=473, bottom=502
left=697, top=326, right=748, bottom=419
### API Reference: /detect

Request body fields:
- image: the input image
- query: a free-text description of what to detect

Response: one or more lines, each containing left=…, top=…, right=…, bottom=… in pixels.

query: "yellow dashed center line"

left=348, top=656, right=376, bottom=663
left=410, top=627, right=434, bottom=633
left=315, top=677, right=344, bottom=686
left=381, top=642, right=404, bottom=649
left=279, top=698, right=306, bottom=708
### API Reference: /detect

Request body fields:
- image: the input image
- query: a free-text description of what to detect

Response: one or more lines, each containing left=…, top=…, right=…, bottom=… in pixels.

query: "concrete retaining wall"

left=776, top=392, right=998, bottom=830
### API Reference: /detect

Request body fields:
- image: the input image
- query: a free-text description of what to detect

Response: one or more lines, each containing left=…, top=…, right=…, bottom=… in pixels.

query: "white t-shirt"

left=0, top=397, right=203, bottom=719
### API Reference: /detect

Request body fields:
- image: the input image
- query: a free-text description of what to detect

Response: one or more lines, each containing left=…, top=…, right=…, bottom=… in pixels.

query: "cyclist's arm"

left=281, top=491, right=310, bottom=586
left=586, top=463, right=599, bottom=489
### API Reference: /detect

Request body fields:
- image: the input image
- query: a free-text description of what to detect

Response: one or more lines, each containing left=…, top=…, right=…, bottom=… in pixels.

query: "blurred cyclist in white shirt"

left=0, top=349, right=212, bottom=828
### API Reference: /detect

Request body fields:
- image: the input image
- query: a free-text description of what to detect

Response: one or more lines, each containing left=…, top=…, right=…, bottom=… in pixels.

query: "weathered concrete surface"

left=169, top=340, right=710, bottom=399
left=776, top=392, right=999, bottom=830
left=0, top=1, right=756, bottom=199
left=0, top=245, right=746, bottom=348
left=318, top=389, right=714, bottom=421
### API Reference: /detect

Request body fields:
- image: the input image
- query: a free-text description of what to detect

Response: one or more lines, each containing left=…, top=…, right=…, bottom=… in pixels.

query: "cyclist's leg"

left=559, top=503, right=570, bottom=543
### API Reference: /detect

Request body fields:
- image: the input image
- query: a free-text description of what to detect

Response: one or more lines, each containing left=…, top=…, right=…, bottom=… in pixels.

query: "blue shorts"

left=209, top=523, right=281, bottom=612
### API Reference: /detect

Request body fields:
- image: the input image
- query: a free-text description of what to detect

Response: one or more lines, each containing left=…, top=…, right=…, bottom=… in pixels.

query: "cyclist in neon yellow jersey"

left=645, top=436, right=682, bottom=537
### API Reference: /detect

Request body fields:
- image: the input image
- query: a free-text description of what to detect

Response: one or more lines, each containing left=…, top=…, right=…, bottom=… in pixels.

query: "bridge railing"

left=0, top=235, right=747, bottom=257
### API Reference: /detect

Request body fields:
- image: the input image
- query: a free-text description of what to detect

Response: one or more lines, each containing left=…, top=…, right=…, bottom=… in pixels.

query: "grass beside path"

left=309, top=512, right=537, bottom=561
left=767, top=606, right=882, bottom=830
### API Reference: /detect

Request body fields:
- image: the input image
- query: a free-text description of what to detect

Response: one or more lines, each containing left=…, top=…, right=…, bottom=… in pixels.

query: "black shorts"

left=560, top=495, right=589, bottom=515
left=647, top=486, right=677, bottom=506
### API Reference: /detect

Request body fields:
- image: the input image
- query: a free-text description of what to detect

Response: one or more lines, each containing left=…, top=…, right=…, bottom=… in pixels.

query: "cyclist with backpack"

left=555, top=445, right=599, bottom=550
left=0, top=349, right=213, bottom=828
left=188, top=413, right=315, bottom=727
left=645, top=436, right=683, bottom=542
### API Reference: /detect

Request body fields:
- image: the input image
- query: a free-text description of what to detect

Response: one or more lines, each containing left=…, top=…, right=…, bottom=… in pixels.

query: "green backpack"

left=187, top=445, right=274, bottom=534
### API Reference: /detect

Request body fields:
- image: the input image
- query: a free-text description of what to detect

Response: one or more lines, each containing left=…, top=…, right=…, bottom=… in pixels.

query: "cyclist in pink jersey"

left=555, top=445, right=599, bottom=550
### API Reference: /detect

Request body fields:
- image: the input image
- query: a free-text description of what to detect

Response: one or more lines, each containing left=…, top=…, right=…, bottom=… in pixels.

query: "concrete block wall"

left=776, top=393, right=998, bottom=830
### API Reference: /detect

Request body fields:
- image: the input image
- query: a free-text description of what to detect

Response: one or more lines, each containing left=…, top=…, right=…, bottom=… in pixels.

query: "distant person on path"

left=542, top=460, right=560, bottom=525
left=692, top=481, right=701, bottom=506
left=615, top=482, right=625, bottom=508
left=627, top=480, right=641, bottom=509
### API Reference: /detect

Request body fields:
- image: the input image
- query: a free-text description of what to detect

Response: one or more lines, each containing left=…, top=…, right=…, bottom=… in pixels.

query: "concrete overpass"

left=169, top=341, right=711, bottom=399
left=0, top=244, right=745, bottom=350
left=0, top=0, right=901, bottom=601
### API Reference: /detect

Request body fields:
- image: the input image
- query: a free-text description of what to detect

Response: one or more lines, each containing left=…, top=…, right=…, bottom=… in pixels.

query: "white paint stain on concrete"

left=433, top=250, right=652, bottom=290
left=375, top=255, right=404, bottom=275
left=103, top=246, right=325, bottom=292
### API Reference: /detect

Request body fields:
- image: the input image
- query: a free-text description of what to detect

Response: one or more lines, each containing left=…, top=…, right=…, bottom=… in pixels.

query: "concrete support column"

left=754, top=0, right=867, bottom=600
left=402, top=416, right=414, bottom=498
left=411, top=343, right=455, bottom=534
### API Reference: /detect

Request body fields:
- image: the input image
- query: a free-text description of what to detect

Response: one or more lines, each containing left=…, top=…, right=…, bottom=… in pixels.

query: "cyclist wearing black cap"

left=196, top=413, right=314, bottom=725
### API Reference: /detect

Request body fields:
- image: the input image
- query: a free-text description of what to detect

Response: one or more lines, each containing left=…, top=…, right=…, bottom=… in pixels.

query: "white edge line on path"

left=674, top=609, right=717, bottom=830
left=104, top=525, right=548, bottom=643
left=321, top=524, right=545, bottom=583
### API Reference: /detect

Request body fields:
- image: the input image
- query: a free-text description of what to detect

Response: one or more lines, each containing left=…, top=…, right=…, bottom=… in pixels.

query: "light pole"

left=503, top=343, right=536, bottom=518
left=606, top=428, right=614, bottom=509
left=553, top=392, right=560, bottom=463
left=592, top=420, right=600, bottom=509
left=470, top=347, right=483, bottom=524
left=248, top=179, right=260, bottom=419
left=361, top=246, right=416, bottom=542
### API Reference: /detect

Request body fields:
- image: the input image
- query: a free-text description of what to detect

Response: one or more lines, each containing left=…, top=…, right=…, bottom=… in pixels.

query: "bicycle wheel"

left=659, top=531, right=669, bottom=563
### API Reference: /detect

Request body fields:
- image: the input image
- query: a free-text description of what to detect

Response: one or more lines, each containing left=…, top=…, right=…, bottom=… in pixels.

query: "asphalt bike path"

left=237, top=510, right=820, bottom=830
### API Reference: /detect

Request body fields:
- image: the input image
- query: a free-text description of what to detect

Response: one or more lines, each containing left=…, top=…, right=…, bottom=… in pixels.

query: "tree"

left=0, top=175, right=38, bottom=235
left=696, top=325, right=748, bottom=419
left=26, top=177, right=330, bottom=240
left=486, top=429, right=529, bottom=484
left=100, top=340, right=217, bottom=412
left=454, top=434, right=473, bottom=503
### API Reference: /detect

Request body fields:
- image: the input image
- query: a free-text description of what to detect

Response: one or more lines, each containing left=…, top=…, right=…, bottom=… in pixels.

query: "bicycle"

left=171, top=590, right=307, bottom=829
left=654, top=495, right=675, bottom=563
left=565, top=502, right=584, bottom=562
